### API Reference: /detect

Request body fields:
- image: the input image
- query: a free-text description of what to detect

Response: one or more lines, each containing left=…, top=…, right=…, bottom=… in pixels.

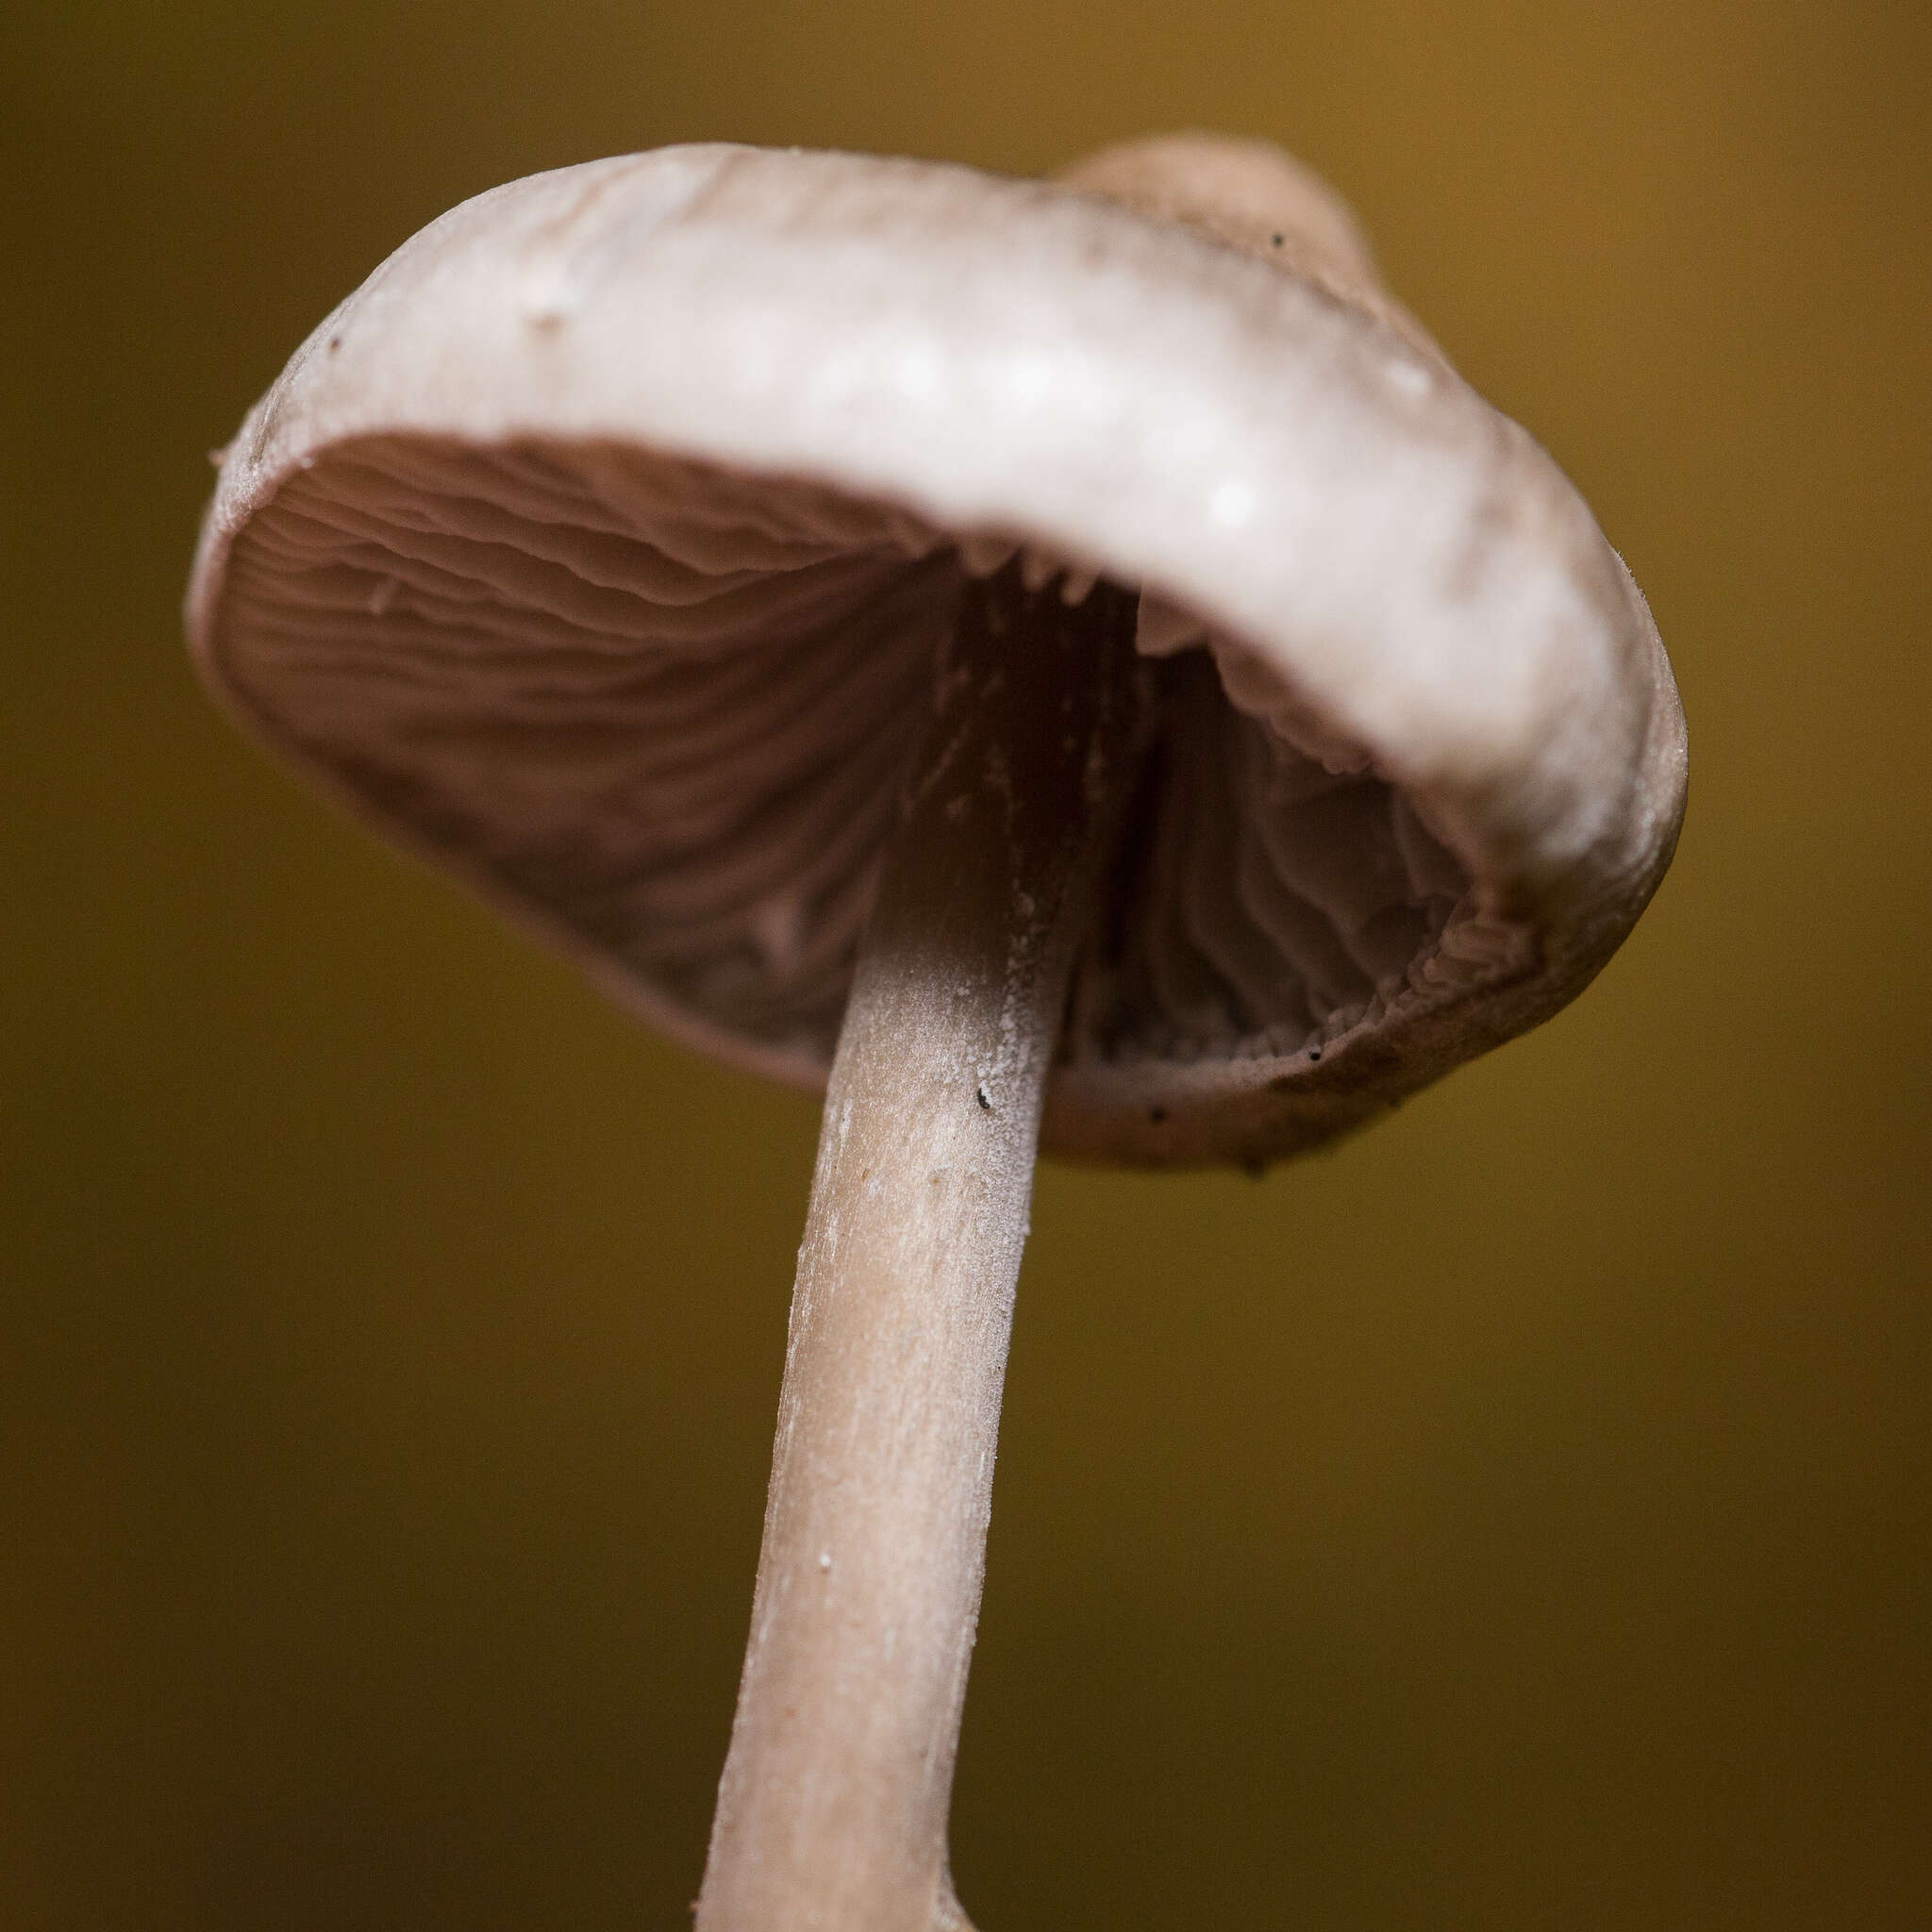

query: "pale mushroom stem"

left=696, top=565, right=1145, bottom=1932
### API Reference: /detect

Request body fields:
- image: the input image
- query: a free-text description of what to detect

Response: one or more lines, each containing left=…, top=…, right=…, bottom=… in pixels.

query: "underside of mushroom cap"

left=187, top=137, right=1686, bottom=1169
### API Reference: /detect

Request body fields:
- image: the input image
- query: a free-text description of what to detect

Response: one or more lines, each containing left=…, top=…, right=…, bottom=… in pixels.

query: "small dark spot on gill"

left=1271, top=233, right=1284, bottom=247
left=1149, top=1108, right=1168, bottom=1125
left=327, top=336, right=342, bottom=351
left=975, top=1085, right=992, bottom=1110
left=1308, top=1043, right=1323, bottom=1062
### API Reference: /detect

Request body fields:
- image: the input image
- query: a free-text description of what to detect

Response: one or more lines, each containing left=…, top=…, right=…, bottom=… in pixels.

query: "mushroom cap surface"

left=187, top=136, right=1687, bottom=1168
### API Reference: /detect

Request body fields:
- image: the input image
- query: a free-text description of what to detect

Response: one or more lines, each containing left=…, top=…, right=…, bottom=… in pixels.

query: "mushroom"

left=186, top=134, right=1686, bottom=1930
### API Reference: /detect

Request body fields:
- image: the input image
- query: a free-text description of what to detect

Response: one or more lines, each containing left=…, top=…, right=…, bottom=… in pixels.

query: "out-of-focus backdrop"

left=5, top=2, right=1927, bottom=1926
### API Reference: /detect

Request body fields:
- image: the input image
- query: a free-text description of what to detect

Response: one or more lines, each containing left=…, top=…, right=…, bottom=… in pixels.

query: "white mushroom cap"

left=187, top=136, right=1686, bottom=1168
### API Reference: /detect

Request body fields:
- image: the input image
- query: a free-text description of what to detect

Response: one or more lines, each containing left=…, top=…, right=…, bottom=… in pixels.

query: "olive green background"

left=5, top=2, right=1927, bottom=1925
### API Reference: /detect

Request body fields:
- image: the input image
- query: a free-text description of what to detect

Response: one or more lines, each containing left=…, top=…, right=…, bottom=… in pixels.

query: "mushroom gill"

left=212, top=432, right=1487, bottom=1087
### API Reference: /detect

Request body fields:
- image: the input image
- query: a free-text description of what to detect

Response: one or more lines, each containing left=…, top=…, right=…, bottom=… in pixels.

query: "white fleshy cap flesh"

left=188, top=134, right=1686, bottom=1168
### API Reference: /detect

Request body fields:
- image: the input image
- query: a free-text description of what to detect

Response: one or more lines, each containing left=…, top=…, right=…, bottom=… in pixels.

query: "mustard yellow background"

left=5, top=3, right=1927, bottom=1925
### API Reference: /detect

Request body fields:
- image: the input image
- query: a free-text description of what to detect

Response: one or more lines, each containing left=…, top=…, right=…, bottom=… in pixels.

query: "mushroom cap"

left=187, top=135, right=1686, bottom=1169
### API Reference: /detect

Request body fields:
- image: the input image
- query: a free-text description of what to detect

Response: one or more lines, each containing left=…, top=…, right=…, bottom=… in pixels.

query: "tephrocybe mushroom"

left=187, top=134, right=1686, bottom=1930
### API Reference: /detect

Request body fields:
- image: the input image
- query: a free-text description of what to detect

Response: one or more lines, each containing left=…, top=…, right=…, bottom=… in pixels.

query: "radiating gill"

left=214, top=433, right=1483, bottom=1074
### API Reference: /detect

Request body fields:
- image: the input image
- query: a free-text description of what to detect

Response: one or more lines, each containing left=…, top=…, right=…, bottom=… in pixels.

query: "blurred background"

left=4, top=1, right=1927, bottom=1926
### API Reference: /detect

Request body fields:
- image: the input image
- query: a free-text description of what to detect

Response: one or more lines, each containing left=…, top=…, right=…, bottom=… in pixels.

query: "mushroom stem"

left=696, top=565, right=1144, bottom=1932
